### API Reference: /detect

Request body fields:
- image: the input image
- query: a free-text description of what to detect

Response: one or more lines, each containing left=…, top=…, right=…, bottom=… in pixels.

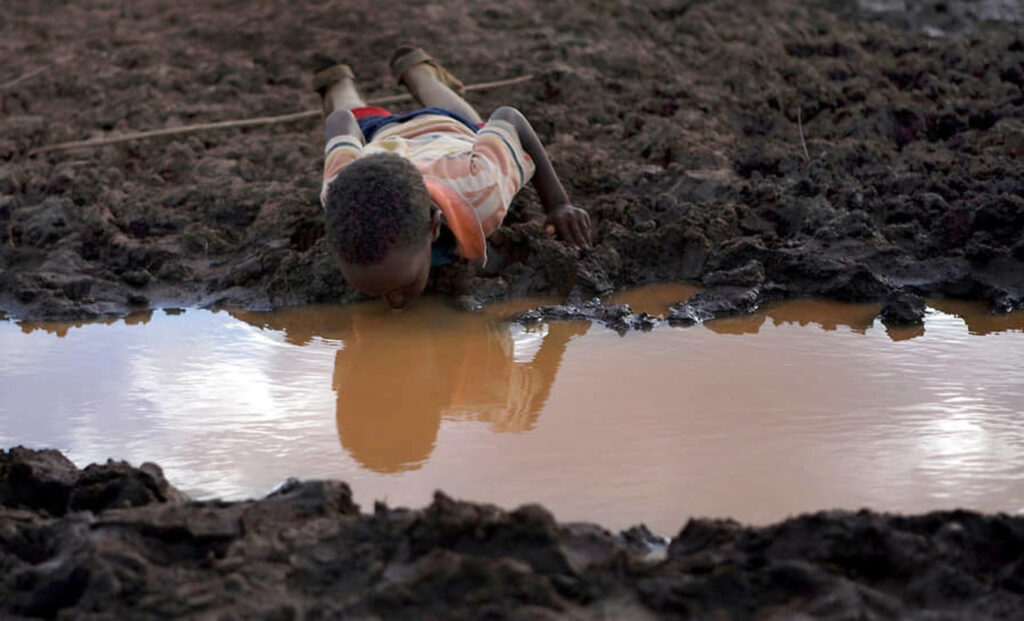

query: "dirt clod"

left=3, top=447, right=1024, bottom=618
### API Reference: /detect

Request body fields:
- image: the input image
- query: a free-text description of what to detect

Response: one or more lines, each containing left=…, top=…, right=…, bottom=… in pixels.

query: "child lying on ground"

left=315, top=45, right=592, bottom=310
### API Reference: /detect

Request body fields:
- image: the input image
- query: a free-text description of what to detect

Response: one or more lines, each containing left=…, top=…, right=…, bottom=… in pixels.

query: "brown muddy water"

left=2, top=285, right=1024, bottom=534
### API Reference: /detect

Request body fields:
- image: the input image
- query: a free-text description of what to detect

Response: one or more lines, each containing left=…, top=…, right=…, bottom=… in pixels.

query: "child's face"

left=339, top=240, right=432, bottom=310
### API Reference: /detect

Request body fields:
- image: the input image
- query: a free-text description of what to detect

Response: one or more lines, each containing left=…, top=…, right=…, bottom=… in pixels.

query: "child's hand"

left=544, top=204, right=593, bottom=250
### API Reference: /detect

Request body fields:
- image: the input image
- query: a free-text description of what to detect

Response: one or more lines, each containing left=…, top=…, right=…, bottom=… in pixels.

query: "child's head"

left=323, top=153, right=440, bottom=309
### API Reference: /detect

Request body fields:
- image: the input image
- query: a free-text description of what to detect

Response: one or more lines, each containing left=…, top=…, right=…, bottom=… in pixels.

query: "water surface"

left=2, top=286, right=1023, bottom=534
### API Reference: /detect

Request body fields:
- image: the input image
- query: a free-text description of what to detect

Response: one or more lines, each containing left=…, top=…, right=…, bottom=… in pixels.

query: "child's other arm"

left=490, top=106, right=592, bottom=249
left=325, top=109, right=366, bottom=146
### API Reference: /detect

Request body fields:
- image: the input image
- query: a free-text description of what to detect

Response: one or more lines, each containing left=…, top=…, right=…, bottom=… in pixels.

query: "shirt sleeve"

left=466, top=119, right=537, bottom=235
left=472, top=119, right=535, bottom=195
left=320, top=134, right=364, bottom=207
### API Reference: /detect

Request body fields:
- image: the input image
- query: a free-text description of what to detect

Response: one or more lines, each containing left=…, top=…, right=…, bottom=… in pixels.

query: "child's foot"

left=389, top=45, right=466, bottom=101
left=311, top=56, right=362, bottom=116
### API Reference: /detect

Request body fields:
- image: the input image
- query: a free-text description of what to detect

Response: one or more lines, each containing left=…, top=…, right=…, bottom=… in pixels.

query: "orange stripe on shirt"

left=423, top=176, right=487, bottom=263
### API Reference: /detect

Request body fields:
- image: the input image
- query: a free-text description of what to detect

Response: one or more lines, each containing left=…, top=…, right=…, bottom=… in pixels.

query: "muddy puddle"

left=2, top=285, right=1023, bottom=534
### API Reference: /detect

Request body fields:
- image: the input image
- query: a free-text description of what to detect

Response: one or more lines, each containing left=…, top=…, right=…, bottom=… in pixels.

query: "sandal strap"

left=312, top=63, right=355, bottom=94
left=389, top=45, right=465, bottom=96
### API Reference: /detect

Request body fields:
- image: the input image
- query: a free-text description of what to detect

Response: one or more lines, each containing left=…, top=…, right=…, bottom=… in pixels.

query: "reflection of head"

left=331, top=305, right=582, bottom=473
left=334, top=350, right=442, bottom=473
left=333, top=307, right=449, bottom=473
left=233, top=299, right=580, bottom=474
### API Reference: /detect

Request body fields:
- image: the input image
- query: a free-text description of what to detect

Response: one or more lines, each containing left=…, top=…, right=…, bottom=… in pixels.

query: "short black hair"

left=323, top=152, right=433, bottom=265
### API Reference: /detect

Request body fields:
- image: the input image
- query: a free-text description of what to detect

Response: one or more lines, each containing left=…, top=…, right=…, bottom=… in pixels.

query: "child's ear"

left=429, top=207, right=442, bottom=241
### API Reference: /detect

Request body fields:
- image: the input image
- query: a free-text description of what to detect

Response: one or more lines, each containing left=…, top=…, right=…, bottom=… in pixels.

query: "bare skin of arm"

left=490, top=106, right=593, bottom=249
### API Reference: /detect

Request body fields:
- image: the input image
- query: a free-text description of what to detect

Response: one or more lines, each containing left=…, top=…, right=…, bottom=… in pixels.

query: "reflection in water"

left=706, top=301, right=881, bottom=336
left=231, top=298, right=587, bottom=473
left=611, top=284, right=1024, bottom=340
left=2, top=289, right=1024, bottom=532
left=609, top=282, right=699, bottom=315
left=611, top=286, right=885, bottom=336
left=17, top=309, right=158, bottom=337
left=929, top=299, right=1024, bottom=335
left=887, top=322, right=927, bottom=342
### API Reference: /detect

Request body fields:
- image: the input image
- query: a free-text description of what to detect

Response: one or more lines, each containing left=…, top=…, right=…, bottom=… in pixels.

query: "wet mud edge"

left=3, top=0, right=1024, bottom=617
left=3, top=446, right=1024, bottom=618
left=1, top=0, right=1022, bottom=324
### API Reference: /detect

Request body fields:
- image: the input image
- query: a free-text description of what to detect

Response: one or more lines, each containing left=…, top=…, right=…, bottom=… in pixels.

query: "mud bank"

left=2, top=447, right=1023, bottom=619
left=1, top=0, right=1022, bottom=321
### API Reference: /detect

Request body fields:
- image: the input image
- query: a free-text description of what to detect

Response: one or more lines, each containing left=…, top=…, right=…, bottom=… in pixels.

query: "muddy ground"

left=4, top=447, right=1024, bottom=619
left=1, top=0, right=1022, bottom=323
left=3, top=0, right=1024, bottom=618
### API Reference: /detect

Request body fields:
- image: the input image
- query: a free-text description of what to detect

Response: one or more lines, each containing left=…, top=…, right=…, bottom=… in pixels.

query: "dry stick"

left=1, top=55, right=73, bottom=92
left=1, top=66, right=49, bottom=92
left=29, top=73, right=535, bottom=156
left=797, top=106, right=810, bottom=162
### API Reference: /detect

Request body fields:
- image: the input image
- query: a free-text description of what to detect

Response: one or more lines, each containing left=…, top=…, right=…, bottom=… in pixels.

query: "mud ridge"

left=2, top=446, right=1022, bottom=619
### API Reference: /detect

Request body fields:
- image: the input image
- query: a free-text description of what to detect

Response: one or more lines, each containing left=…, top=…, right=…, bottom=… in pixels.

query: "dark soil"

left=1, top=0, right=1022, bottom=322
left=3, top=1, right=1024, bottom=617
left=4, top=447, right=1024, bottom=619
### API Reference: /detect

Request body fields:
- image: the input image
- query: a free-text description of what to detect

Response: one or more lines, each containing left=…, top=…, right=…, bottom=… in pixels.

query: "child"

left=315, top=46, right=592, bottom=310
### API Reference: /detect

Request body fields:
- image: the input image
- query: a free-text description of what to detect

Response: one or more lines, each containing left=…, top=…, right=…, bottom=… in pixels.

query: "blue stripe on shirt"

left=325, top=139, right=361, bottom=157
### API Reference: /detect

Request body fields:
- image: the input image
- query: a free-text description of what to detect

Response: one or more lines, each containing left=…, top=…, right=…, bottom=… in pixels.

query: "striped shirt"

left=321, top=114, right=535, bottom=264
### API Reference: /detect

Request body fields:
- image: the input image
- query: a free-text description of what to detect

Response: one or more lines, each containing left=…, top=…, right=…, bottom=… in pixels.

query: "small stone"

left=703, top=260, right=766, bottom=288
left=122, top=270, right=152, bottom=288
left=880, top=292, right=926, bottom=326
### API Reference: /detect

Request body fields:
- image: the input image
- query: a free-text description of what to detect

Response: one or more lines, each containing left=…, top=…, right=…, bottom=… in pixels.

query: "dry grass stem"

left=29, top=73, right=534, bottom=156
left=1, top=55, right=72, bottom=92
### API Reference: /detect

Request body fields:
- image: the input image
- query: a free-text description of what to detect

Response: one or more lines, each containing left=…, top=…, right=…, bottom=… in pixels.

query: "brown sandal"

left=312, top=62, right=355, bottom=97
left=389, top=45, right=466, bottom=99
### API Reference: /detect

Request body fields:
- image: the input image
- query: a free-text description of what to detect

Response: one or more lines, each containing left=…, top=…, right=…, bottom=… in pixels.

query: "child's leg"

left=323, top=78, right=365, bottom=114
left=316, top=64, right=367, bottom=142
left=402, top=64, right=483, bottom=124
left=314, top=60, right=365, bottom=116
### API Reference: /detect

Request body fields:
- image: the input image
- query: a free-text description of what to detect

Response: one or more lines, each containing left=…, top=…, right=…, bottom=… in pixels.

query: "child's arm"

left=490, top=106, right=593, bottom=249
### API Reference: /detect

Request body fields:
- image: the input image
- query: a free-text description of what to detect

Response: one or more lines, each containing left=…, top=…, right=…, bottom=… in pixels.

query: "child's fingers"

left=579, top=212, right=594, bottom=246
left=559, top=219, right=580, bottom=249
left=556, top=221, right=578, bottom=248
left=545, top=223, right=556, bottom=236
left=570, top=219, right=590, bottom=249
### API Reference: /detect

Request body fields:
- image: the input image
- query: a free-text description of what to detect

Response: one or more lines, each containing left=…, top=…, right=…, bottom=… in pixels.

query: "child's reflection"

left=230, top=299, right=587, bottom=474
left=333, top=305, right=587, bottom=473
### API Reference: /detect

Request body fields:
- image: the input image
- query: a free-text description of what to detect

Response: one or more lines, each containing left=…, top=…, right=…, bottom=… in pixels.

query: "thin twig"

left=797, top=106, right=810, bottom=162
left=28, top=73, right=535, bottom=156
left=1, top=66, right=48, bottom=92
left=1, top=55, right=73, bottom=92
